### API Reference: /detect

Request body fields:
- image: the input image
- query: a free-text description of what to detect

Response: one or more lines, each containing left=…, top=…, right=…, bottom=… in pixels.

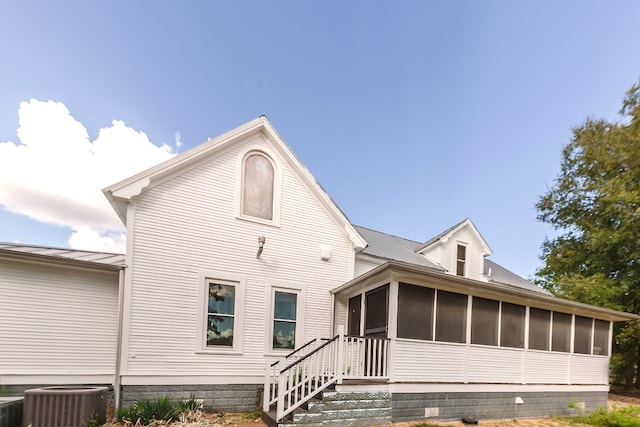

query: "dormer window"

left=241, top=152, right=275, bottom=222
left=456, top=244, right=466, bottom=276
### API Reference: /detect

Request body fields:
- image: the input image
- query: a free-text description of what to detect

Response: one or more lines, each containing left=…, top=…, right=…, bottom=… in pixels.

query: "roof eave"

left=0, top=248, right=124, bottom=272
left=332, top=260, right=637, bottom=322
left=101, top=116, right=367, bottom=250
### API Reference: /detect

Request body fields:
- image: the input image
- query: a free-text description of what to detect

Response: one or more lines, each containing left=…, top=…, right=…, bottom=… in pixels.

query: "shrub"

left=117, top=395, right=203, bottom=424
left=176, top=393, right=203, bottom=413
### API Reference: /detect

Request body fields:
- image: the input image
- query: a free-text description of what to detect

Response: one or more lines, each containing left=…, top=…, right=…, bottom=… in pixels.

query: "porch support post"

left=337, top=324, right=345, bottom=384
left=277, top=369, right=285, bottom=420
left=263, top=359, right=270, bottom=412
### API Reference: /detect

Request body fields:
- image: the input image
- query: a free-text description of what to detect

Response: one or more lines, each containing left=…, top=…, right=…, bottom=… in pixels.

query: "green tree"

left=536, top=81, right=640, bottom=388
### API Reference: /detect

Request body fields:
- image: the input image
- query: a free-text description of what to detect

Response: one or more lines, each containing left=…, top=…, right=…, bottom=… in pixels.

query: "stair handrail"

left=264, top=335, right=328, bottom=412
left=279, top=334, right=339, bottom=373
left=263, top=327, right=391, bottom=422
left=275, top=327, right=344, bottom=421
left=270, top=336, right=321, bottom=368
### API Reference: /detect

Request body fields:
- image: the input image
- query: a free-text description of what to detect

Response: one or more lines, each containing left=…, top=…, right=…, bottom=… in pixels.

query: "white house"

left=0, top=116, right=636, bottom=426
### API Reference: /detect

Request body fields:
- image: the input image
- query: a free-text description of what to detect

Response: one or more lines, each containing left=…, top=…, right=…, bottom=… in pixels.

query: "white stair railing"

left=264, top=326, right=390, bottom=422
left=263, top=335, right=324, bottom=411
left=343, top=335, right=389, bottom=379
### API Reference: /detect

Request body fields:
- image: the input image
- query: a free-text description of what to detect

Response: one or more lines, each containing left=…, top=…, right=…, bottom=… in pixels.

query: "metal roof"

left=0, top=242, right=125, bottom=269
left=354, top=226, right=444, bottom=271
left=484, top=259, right=550, bottom=295
left=355, top=224, right=548, bottom=296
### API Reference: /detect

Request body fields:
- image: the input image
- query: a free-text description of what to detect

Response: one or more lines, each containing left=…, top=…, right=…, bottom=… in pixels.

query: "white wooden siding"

left=122, top=135, right=354, bottom=381
left=354, top=256, right=382, bottom=277
left=393, top=340, right=466, bottom=382
left=466, top=346, right=524, bottom=383
left=570, top=354, right=609, bottom=384
left=392, top=339, right=609, bottom=385
left=0, top=258, right=119, bottom=383
left=421, top=227, right=487, bottom=281
left=333, top=296, right=348, bottom=335
left=524, top=351, right=570, bottom=383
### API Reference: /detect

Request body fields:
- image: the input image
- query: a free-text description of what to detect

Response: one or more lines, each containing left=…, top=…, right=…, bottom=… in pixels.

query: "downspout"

left=114, top=267, right=126, bottom=409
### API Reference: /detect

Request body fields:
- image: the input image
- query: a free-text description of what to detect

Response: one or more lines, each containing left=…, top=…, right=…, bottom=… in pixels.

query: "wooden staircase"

left=262, top=326, right=390, bottom=426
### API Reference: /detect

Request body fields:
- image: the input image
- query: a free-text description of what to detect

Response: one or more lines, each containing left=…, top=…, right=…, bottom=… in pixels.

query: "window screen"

left=397, top=283, right=434, bottom=340
left=574, top=316, right=593, bottom=355
left=500, top=302, right=525, bottom=348
left=471, top=297, right=499, bottom=346
left=529, top=308, right=550, bottom=351
left=348, top=295, right=361, bottom=336
left=593, top=319, right=610, bottom=356
left=552, top=312, right=571, bottom=352
left=365, top=285, right=388, bottom=336
left=435, top=290, right=467, bottom=343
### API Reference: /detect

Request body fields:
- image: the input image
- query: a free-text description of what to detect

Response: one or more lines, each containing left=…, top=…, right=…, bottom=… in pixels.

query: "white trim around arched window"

left=238, top=149, right=281, bottom=226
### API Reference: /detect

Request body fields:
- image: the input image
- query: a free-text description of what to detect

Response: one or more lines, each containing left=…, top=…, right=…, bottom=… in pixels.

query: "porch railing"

left=263, top=326, right=389, bottom=422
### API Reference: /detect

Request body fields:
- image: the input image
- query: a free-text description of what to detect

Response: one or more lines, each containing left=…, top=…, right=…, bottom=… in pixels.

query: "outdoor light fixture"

left=257, top=235, right=266, bottom=258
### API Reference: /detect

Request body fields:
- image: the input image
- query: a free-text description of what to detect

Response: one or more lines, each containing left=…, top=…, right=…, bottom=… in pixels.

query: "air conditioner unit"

left=0, top=397, right=24, bottom=427
left=23, top=386, right=108, bottom=427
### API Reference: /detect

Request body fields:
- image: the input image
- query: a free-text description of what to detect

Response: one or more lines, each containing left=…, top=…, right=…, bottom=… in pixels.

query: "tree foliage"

left=536, top=81, right=640, bottom=387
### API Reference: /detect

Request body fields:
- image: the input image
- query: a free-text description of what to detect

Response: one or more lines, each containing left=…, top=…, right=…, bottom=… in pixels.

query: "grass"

left=566, top=405, right=640, bottom=426
left=406, top=405, right=640, bottom=427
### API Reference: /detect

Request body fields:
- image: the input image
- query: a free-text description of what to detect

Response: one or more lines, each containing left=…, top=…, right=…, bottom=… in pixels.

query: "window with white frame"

left=551, top=311, right=571, bottom=353
left=197, top=271, right=245, bottom=353
left=206, top=280, right=237, bottom=347
left=529, top=307, right=551, bottom=351
left=456, top=244, right=466, bottom=276
left=500, top=302, right=525, bottom=348
left=241, top=152, right=275, bottom=221
left=272, top=291, right=297, bottom=350
left=574, top=315, right=593, bottom=355
left=435, top=290, right=467, bottom=343
left=593, top=319, right=610, bottom=356
left=471, top=296, right=499, bottom=346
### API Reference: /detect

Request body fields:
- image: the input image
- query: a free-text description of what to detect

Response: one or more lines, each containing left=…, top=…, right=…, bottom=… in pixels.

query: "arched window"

left=242, top=152, right=274, bottom=221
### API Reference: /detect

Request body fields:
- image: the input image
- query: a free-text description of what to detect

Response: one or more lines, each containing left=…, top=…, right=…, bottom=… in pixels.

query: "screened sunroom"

left=332, top=260, right=634, bottom=386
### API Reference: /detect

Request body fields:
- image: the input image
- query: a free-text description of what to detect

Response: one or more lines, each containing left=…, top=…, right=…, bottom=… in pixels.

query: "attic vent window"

left=456, top=244, right=466, bottom=276
left=242, top=152, right=274, bottom=221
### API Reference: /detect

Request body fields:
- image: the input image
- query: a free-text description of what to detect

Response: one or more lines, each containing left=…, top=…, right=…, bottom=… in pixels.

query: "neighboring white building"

left=0, top=244, right=123, bottom=389
left=1, top=117, right=636, bottom=426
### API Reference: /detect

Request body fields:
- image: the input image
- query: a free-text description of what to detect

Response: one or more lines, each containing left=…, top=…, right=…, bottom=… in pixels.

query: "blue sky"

left=1, top=1, right=640, bottom=279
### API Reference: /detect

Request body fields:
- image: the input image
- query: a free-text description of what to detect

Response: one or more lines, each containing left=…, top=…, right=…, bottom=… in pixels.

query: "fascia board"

left=101, top=117, right=266, bottom=222
left=0, top=250, right=124, bottom=273
left=101, top=116, right=366, bottom=250
left=416, top=218, right=493, bottom=257
left=260, top=120, right=367, bottom=251
left=333, top=260, right=638, bottom=322
left=463, top=218, right=493, bottom=256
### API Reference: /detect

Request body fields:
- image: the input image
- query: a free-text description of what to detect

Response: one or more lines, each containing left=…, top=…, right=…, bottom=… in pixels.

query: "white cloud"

left=0, top=99, right=175, bottom=253
left=174, top=131, right=183, bottom=149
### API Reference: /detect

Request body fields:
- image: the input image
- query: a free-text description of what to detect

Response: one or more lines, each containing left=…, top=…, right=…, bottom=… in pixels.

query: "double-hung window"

left=206, top=281, right=236, bottom=347
left=456, top=244, right=466, bottom=277
left=273, top=291, right=297, bottom=350
left=268, top=283, right=304, bottom=352
left=197, top=271, right=245, bottom=353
